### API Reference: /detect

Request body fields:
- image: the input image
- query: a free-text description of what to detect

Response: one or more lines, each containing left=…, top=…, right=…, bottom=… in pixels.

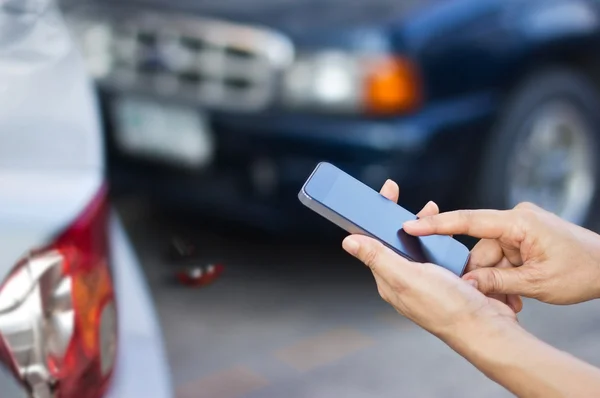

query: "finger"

left=464, top=239, right=504, bottom=273
left=463, top=267, right=534, bottom=297
left=416, top=201, right=440, bottom=218
left=342, top=234, right=414, bottom=283
left=514, top=201, right=544, bottom=213
left=488, top=293, right=509, bottom=306
left=380, top=179, right=399, bottom=203
left=466, top=240, right=522, bottom=275
left=487, top=293, right=522, bottom=313
left=495, top=259, right=524, bottom=313
left=507, top=294, right=523, bottom=313
left=464, top=254, right=524, bottom=313
left=403, top=209, right=516, bottom=240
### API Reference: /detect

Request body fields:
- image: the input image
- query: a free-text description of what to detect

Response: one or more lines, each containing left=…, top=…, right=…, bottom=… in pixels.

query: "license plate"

left=111, top=97, right=215, bottom=169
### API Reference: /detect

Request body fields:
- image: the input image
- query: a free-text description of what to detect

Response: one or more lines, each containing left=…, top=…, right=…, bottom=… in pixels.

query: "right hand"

left=402, top=202, right=600, bottom=305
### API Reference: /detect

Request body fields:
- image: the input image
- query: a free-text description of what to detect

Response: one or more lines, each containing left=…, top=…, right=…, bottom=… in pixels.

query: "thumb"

left=342, top=235, right=414, bottom=282
left=463, top=267, right=534, bottom=296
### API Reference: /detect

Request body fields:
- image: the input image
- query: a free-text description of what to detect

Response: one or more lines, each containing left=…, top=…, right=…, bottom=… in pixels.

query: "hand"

left=341, top=180, right=517, bottom=338
left=403, top=201, right=600, bottom=305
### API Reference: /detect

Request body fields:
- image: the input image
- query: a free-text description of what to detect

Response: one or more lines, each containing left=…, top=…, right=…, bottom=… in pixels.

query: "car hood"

left=65, top=0, right=445, bottom=36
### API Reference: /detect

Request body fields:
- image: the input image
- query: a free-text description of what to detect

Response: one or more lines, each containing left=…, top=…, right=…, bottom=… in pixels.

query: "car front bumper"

left=105, top=92, right=497, bottom=230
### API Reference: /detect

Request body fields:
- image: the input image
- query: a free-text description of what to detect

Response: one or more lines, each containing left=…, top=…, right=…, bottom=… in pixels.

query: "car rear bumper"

left=105, top=213, right=172, bottom=398
left=106, top=92, right=496, bottom=229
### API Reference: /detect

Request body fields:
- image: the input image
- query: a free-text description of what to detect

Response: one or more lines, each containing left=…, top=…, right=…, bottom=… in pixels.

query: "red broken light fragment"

left=175, top=264, right=224, bottom=287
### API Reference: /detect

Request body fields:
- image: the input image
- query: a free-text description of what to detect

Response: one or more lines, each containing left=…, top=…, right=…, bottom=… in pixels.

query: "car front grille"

left=70, top=11, right=294, bottom=112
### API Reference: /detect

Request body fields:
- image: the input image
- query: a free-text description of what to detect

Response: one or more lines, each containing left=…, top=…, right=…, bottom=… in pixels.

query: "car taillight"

left=0, top=185, right=117, bottom=398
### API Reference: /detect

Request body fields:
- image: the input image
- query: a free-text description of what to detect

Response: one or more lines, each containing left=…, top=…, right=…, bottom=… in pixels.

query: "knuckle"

left=487, top=268, right=504, bottom=292
left=522, top=267, right=545, bottom=296
left=422, top=215, right=438, bottom=230
left=520, top=208, right=539, bottom=221
left=459, top=209, right=474, bottom=229
left=527, top=282, right=545, bottom=300
left=514, top=201, right=538, bottom=211
left=513, top=205, right=543, bottom=225
left=523, top=266, right=543, bottom=284
left=461, top=209, right=474, bottom=221
left=511, top=208, right=540, bottom=240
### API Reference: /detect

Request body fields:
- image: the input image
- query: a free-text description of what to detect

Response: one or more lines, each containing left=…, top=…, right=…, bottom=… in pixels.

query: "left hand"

left=341, top=180, right=518, bottom=338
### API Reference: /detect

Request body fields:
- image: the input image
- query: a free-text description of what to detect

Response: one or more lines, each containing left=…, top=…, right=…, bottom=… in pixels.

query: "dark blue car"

left=63, top=0, right=600, bottom=230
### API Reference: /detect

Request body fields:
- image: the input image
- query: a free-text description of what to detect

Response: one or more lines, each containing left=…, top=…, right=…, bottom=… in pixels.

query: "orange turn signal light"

left=364, top=57, right=422, bottom=115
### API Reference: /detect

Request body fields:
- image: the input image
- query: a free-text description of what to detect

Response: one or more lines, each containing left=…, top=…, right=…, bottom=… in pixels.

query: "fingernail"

left=342, top=237, right=360, bottom=256
left=466, top=279, right=478, bottom=289
left=403, top=220, right=419, bottom=227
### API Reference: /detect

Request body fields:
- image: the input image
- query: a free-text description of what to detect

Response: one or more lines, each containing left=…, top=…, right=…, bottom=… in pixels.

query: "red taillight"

left=0, top=184, right=117, bottom=398
left=52, top=185, right=117, bottom=398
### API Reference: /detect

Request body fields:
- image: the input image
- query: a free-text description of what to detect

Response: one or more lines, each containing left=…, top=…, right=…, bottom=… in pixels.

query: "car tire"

left=476, top=68, right=600, bottom=227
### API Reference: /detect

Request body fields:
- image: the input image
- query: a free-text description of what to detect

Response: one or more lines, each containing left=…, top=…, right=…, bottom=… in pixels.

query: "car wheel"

left=477, top=69, right=600, bottom=227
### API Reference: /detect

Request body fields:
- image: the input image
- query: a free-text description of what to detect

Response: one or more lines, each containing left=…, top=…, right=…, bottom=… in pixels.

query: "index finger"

left=402, top=209, right=516, bottom=240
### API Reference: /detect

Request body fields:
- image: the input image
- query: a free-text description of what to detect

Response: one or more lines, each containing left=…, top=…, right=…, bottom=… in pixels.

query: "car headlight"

left=282, top=51, right=422, bottom=115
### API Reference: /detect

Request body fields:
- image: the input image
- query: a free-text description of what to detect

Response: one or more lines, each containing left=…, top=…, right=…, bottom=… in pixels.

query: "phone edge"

left=298, top=163, right=468, bottom=276
left=298, top=186, right=417, bottom=263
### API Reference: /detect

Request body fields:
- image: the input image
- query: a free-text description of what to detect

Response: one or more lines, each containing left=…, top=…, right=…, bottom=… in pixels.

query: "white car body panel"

left=0, top=1, right=173, bottom=397
left=0, top=170, right=102, bottom=263
left=105, top=216, right=171, bottom=398
left=0, top=5, right=102, bottom=170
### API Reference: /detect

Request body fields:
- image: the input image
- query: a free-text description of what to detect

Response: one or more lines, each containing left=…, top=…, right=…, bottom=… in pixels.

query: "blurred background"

left=4, top=0, right=600, bottom=397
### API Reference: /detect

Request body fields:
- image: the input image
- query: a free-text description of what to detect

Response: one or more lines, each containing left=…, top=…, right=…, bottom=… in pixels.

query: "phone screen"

left=302, top=163, right=469, bottom=276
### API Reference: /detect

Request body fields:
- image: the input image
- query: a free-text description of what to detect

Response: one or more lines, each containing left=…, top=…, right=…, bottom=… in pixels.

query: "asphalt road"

left=119, top=199, right=600, bottom=398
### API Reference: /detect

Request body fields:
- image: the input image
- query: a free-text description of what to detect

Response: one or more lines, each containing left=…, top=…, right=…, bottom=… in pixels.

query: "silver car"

left=0, top=1, right=172, bottom=397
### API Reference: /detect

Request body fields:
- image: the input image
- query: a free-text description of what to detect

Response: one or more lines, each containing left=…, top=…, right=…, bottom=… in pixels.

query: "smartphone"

left=298, top=162, right=470, bottom=276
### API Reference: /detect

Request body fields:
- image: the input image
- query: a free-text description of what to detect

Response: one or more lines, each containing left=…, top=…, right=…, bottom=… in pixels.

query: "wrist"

left=437, top=312, right=600, bottom=398
left=436, top=312, right=548, bottom=393
left=437, top=313, right=524, bottom=359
